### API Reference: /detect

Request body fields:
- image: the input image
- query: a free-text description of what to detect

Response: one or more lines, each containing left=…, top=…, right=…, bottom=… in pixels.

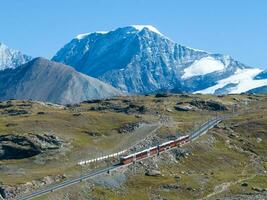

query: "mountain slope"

left=0, top=58, right=122, bottom=104
left=52, top=25, right=267, bottom=94
left=0, top=42, right=31, bottom=70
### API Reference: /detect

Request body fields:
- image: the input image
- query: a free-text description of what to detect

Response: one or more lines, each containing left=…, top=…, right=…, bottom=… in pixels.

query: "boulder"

left=145, top=169, right=161, bottom=176
left=174, top=105, right=195, bottom=111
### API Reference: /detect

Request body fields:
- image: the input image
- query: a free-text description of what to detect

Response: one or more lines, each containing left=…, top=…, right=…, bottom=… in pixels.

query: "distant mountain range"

left=0, top=57, right=121, bottom=104
left=0, top=25, right=266, bottom=105
left=0, top=42, right=31, bottom=70
left=53, top=25, right=267, bottom=94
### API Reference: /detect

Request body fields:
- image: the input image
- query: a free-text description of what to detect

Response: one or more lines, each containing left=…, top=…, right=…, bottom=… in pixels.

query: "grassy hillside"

left=0, top=94, right=266, bottom=199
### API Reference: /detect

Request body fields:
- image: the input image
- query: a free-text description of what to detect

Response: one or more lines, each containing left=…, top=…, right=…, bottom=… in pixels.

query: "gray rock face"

left=247, top=85, right=267, bottom=94
left=0, top=134, right=63, bottom=160
left=0, top=43, right=31, bottom=71
left=0, top=58, right=122, bottom=104
left=52, top=25, right=267, bottom=94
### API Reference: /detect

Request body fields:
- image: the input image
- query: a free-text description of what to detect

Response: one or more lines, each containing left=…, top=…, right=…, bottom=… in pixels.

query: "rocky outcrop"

left=174, top=99, right=228, bottom=112
left=189, top=99, right=228, bottom=111
left=89, top=101, right=147, bottom=114
left=0, top=134, right=64, bottom=160
left=174, top=105, right=195, bottom=111
left=0, top=175, right=65, bottom=199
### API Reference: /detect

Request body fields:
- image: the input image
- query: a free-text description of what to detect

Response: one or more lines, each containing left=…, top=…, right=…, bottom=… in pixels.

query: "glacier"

left=195, top=68, right=267, bottom=94
left=182, top=56, right=225, bottom=79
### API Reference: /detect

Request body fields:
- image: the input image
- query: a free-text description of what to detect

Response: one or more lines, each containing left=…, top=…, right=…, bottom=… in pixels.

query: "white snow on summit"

left=195, top=68, right=267, bottom=94
left=182, top=56, right=225, bottom=79
left=76, top=31, right=108, bottom=40
left=131, top=25, right=163, bottom=36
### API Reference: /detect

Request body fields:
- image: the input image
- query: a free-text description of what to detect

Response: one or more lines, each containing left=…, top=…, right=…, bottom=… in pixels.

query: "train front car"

left=176, top=135, right=190, bottom=146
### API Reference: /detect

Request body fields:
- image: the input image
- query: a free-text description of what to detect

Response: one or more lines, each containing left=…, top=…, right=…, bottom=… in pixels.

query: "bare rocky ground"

left=220, top=192, right=267, bottom=200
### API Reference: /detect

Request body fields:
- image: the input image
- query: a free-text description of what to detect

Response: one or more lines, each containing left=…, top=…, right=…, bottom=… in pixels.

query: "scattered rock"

left=155, top=93, right=170, bottom=98
left=174, top=105, right=195, bottom=112
left=161, top=184, right=180, bottom=190
left=186, top=186, right=195, bottom=191
left=37, top=112, right=45, bottom=115
left=252, top=187, right=266, bottom=192
left=179, top=94, right=190, bottom=98
left=145, top=169, right=161, bottom=176
left=174, top=175, right=181, bottom=179
left=5, top=123, right=17, bottom=127
left=241, top=182, right=248, bottom=187
left=117, top=122, right=141, bottom=134
left=83, top=99, right=102, bottom=104
left=256, top=138, right=262, bottom=143
left=83, top=131, right=102, bottom=137
left=166, top=108, right=173, bottom=112
left=0, top=104, right=12, bottom=109
left=4, top=109, right=29, bottom=116
left=171, top=148, right=190, bottom=160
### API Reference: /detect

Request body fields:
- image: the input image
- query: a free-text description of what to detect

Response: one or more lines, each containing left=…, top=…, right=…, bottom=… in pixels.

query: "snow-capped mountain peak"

left=0, top=42, right=31, bottom=70
left=52, top=25, right=267, bottom=94
left=130, top=25, right=163, bottom=36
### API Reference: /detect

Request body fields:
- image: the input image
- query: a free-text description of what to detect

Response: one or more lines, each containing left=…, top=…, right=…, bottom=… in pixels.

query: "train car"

left=149, top=146, right=159, bottom=156
left=136, top=149, right=149, bottom=160
left=176, top=135, right=190, bottom=145
left=120, top=154, right=134, bottom=164
left=159, top=140, right=174, bottom=152
left=120, top=135, right=190, bottom=165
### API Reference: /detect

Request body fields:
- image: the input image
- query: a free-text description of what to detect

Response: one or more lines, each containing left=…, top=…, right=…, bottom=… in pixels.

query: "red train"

left=120, top=135, right=190, bottom=165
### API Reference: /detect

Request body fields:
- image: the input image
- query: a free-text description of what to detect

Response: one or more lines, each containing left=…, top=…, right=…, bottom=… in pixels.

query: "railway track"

left=16, top=115, right=227, bottom=200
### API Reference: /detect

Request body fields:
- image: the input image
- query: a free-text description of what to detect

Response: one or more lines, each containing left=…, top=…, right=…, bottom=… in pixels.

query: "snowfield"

left=182, top=56, right=225, bottom=79
left=195, top=68, right=267, bottom=94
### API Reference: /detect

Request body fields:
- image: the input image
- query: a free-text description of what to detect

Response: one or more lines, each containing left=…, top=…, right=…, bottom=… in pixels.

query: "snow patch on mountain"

left=131, top=25, right=163, bottom=36
left=195, top=68, right=267, bottom=94
left=76, top=31, right=108, bottom=40
left=182, top=56, right=225, bottom=79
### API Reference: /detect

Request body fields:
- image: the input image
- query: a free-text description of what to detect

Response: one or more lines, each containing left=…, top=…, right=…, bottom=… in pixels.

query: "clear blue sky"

left=0, top=0, right=266, bottom=68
